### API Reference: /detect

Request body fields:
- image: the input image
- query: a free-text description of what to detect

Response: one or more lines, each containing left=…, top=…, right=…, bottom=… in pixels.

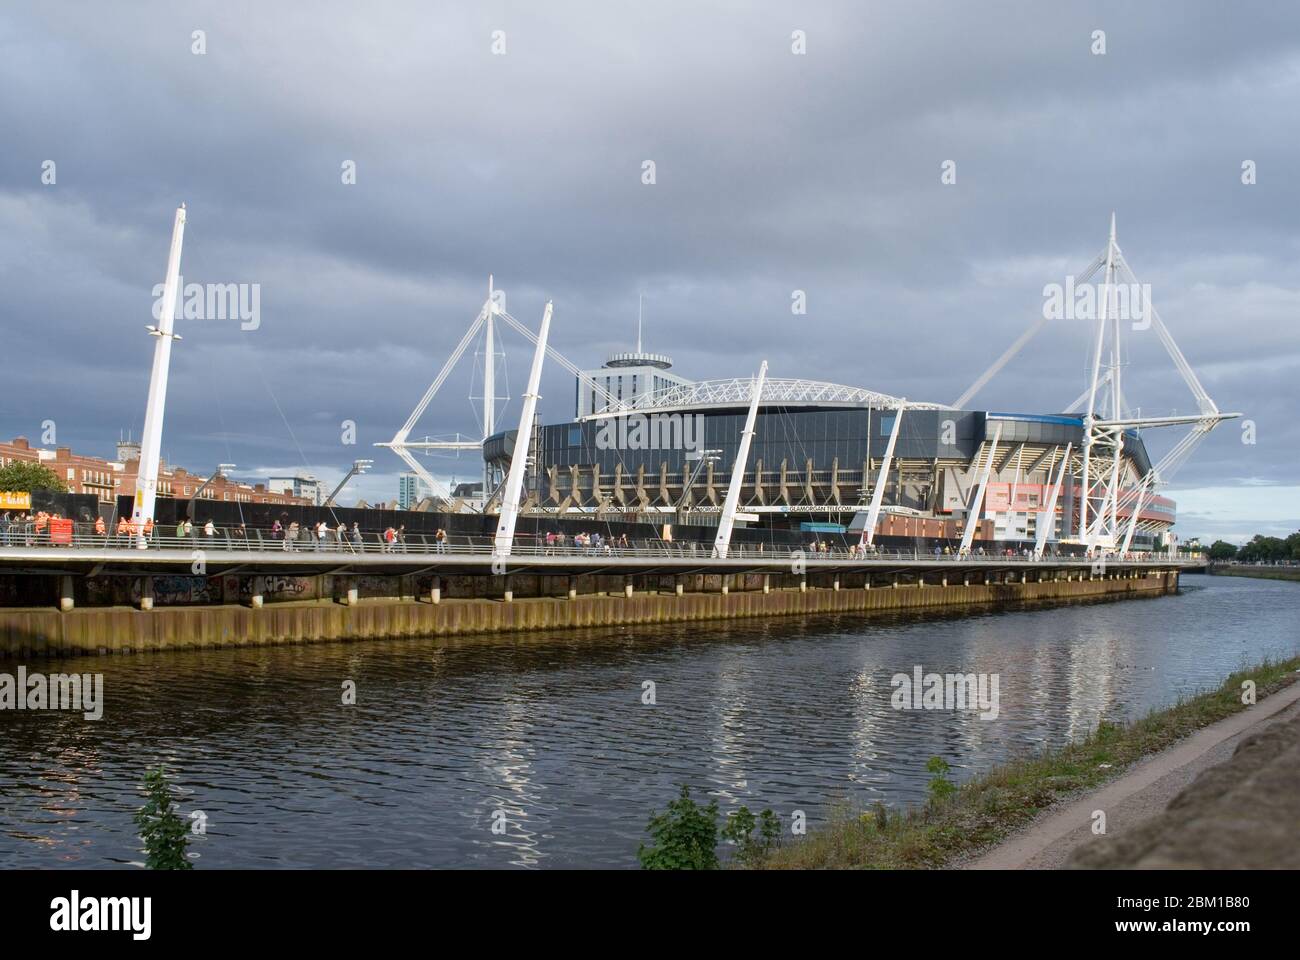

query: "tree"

left=0, top=461, right=67, bottom=494
left=1286, top=531, right=1300, bottom=562
left=135, top=766, right=193, bottom=869
left=1239, top=535, right=1287, bottom=563
left=1207, top=540, right=1237, bottom=561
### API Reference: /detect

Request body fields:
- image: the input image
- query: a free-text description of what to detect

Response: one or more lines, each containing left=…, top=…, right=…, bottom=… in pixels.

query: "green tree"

left=637, top=786, right=719, bottom=870
left=134, top=766, right=193, bottom=870
left=0, top=461, right=67, bottom=494
left=1239, top=535, right=1287, bottom=563
left=1286, top=531, right=1300, bottom=562
left=1207, top=540, right=1237, bottom=560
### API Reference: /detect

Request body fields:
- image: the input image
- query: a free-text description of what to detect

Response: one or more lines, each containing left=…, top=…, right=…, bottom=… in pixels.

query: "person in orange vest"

left=115, top=516, right=129, bottom=545
left=35, top=511, right=48, bottom=535
left=143, top=518, right=153, bottom=541
left=94, top=516, right=106, bottom=539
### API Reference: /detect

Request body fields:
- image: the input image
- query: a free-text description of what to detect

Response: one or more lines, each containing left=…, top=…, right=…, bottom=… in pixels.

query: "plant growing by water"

left=721, top=805, right=782, bottom=866
left=926, top=756, right=957, bottom=803
left=135, top=766, right=193, bottom=870
left=638, top=785, right=720, bottom=870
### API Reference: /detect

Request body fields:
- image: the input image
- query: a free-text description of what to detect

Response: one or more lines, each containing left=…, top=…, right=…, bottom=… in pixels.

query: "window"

left=568, top=425, right=583, bottom=446
left=879, top=414, right=896, bottom=436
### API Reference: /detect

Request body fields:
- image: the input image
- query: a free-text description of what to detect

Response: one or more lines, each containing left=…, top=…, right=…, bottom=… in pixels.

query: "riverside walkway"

left=0, top=525, right=1193, bottom=577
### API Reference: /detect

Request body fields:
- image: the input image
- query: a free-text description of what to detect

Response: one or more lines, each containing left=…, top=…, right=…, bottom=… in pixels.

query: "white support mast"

left=131, top=204, right=187, bottom=547
left=960, top=422, right=1002, bottom=554
left=1119, top=476, right=1151, bottom=555
left=713, top=360, right=767, bottom=559
left=484, top=275, right=496, bottom=441
left=483, top=275, right=497, bottom=496
left=953, top=213, right=1237, bottom=558
left=861, top=402, right=905, bottom=547
left=1033, top=442, right=1072, bottom=559
left=493, top=300, right=552, bottom=558
left=1080, top=213, right=1118, bottom=541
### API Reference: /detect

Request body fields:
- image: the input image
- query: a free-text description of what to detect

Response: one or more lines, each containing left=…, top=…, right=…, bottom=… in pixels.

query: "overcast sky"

left=2, top=2, right=1297, bottom=542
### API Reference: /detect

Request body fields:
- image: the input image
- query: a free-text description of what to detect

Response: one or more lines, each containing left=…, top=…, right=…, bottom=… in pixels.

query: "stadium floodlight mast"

left=325, top=459, right=373, bottom=507
left=953, top=213, right=1239, bottom=556
left=131, top=204, right=187, bottom=548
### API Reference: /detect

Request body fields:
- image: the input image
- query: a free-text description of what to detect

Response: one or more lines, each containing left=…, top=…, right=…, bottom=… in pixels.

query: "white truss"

left=961, top=213, right=1239, bottom=555
left=586, top=377, right=945, bottom=418
left=379, top=279, right=619, bottom=506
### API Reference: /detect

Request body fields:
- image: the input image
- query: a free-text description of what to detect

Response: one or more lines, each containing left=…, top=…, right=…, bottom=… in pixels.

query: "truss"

left=957, top=214, right=1239, bottom=554
left=587, top=377, right=945, bottom=418
left=377, top=277, right=623, bottom=506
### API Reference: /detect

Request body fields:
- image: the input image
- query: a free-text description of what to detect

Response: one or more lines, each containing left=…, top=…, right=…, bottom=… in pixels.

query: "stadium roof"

left=584, top=377, right=948, bottom=418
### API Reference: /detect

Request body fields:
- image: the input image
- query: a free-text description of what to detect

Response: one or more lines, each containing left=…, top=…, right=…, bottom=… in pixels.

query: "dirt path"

left=965, top=677, right=1300, bottom=869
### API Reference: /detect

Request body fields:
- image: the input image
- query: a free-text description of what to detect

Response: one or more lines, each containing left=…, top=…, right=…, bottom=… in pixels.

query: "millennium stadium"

left=383, top=223, right=1236, bottom=556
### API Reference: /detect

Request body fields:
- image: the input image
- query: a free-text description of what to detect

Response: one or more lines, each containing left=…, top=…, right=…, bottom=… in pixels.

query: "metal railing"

left=0, top=521, right=1190, bottom=565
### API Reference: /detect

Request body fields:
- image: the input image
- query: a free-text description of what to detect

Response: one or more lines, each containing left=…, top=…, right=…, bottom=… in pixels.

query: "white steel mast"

left=483, top=275, right=496, bottom=497
left=131, top=204, right=187, bottom=547
left=1080, top=213, right=1117, bottom=542
left=713, top=360, right=767, bottom=559
left=493, top=300, right=552, bottom=557
left=861, top=403, right=905, bottom=548
left=960, top=423, right=1002, bottom=555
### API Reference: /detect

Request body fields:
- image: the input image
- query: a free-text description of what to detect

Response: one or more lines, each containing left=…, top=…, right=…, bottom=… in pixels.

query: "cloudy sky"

left=2, top=1, right=1297, bottom=541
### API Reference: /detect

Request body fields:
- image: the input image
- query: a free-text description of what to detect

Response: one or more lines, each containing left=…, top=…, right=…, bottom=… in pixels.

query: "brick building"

left=0, top=436, right=309, bottom=506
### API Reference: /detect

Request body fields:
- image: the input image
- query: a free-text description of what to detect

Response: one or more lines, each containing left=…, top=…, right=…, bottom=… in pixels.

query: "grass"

left=759, top=655, right=1300, bottom=869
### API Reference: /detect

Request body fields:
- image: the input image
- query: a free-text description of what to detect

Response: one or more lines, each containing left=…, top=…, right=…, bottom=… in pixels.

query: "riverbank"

left=0, top=569, right=1176, bottom=658
left=1209, top=564, right=1300, bottom=582
left=759, top=654, right=1300, bottom=869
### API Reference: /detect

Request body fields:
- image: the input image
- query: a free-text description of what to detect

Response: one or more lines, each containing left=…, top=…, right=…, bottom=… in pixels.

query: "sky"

left=2, top=1, right=1297, bottom=543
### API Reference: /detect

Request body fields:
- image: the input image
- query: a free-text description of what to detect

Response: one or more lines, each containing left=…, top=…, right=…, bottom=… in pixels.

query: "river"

left=1, top=573, right=1296, bottom=868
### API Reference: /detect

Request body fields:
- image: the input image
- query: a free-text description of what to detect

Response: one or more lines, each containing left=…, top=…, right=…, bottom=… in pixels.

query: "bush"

left=926, top=756, right=956, bottom=802
left=722, top=806, right=781, bottom=867
left=134, top=766, right=192, bottom=870
left=638, top=786, right=720, bottom=870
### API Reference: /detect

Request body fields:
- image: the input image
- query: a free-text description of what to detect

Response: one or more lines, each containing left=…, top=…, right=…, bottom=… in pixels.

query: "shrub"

left=134, top=766, right=192, bottom=870
left=722, top=806, right=781, bottom=866
left=926, top=756, right=957, bottom=802
left=637, top=786, right=720, bottom=870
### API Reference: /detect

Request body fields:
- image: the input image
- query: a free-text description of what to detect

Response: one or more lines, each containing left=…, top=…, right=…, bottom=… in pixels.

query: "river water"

left=1, top=573, right=1296, bottom=869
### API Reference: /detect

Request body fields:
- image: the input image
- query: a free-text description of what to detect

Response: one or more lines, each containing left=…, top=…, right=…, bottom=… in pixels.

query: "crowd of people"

left=0, top=511, right=1158, bottom=561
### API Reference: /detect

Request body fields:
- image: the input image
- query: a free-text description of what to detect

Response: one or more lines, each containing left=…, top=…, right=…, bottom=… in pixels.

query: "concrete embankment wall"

left=1207, top=565, right=1300, bottom=582
left=0, top=570, right=1178, bottom=658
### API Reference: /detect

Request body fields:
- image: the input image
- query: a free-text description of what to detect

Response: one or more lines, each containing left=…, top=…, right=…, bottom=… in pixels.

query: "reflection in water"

left=1, top=574, right=1296, bottom=869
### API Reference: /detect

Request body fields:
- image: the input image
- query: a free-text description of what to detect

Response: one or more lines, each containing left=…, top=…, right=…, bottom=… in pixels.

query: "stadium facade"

left=484, top=346, right=1177, bottom=550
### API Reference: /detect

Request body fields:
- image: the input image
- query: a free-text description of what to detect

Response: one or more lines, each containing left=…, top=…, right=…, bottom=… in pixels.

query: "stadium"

left=483, top=346, right=1177, bottom=552
left=389, top=223, right=1232, bottom=556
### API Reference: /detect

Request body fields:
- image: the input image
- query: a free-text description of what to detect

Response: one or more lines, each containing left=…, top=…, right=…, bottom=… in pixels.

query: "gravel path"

left=965, top=677, right=1300, bottom=869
